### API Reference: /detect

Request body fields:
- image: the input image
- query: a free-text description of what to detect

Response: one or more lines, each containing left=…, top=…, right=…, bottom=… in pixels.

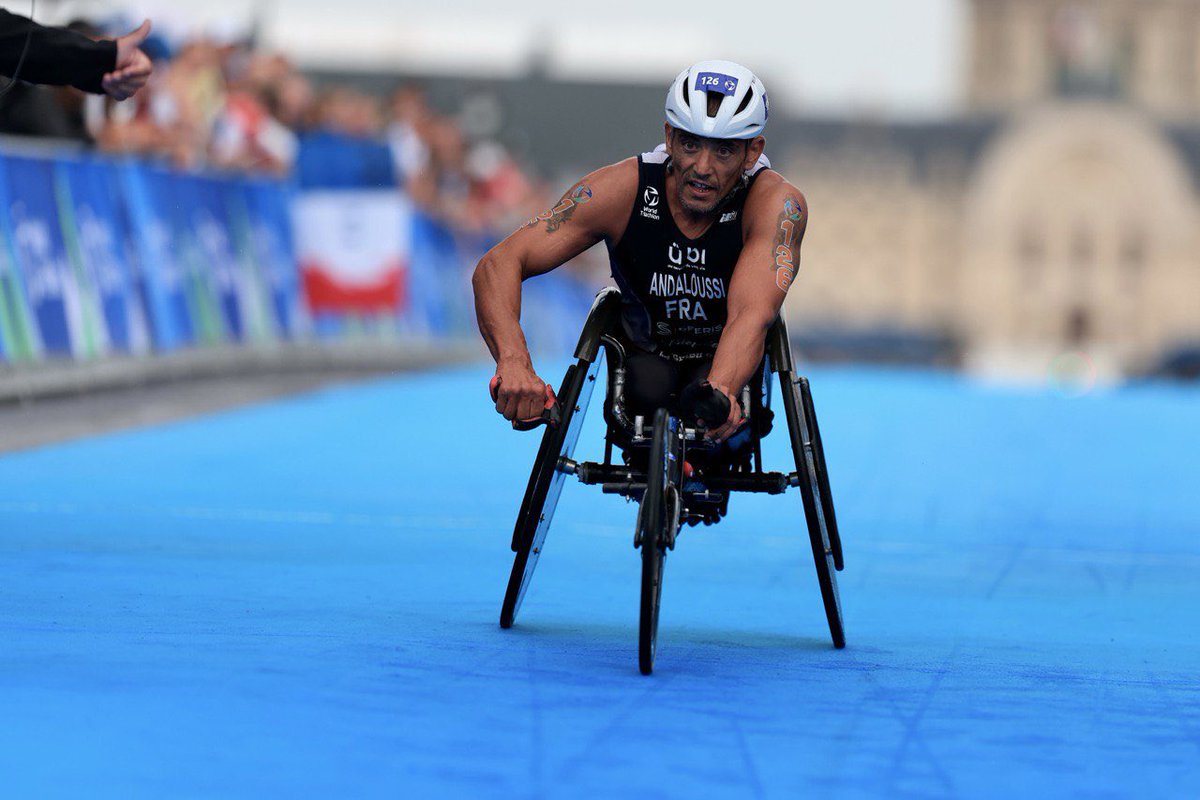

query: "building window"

left=1050, top=4, right=1120, bottom=97
left=1069, top=224, right=1095, bottom=299
left=1070, top=225, right=1094, bottom=266
left=1066, top=306, right=1092, bottom=347
left=1119, top=228, right=1146, bottom=291
left=1016, top=224, right=1044, bottom=289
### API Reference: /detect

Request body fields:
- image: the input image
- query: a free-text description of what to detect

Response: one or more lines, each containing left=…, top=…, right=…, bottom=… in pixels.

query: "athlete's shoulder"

left=748, top=168, right=804, bottom=203
left=744, top=169, right=808, bottom=235
left=562, top=157, right=639, bottom=240
left=589, top=156, right=640, bottom=188
left=564, top=157, right=638, bottom=203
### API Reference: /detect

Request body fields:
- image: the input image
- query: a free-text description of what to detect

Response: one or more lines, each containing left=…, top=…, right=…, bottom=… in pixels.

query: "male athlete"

left=474, top=60, right=806, bottom=443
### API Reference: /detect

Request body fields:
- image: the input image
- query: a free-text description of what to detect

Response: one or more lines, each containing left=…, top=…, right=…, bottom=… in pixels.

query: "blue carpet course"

left=1, top=364, right=1197, bottom=798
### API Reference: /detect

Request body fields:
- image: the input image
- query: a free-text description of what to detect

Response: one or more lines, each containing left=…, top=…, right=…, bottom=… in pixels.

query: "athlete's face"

left=664, top=125, right=766, bottom=215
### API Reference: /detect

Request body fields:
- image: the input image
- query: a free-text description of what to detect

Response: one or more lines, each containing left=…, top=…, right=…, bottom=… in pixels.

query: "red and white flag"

left=292, top=190, right=412, bottom=313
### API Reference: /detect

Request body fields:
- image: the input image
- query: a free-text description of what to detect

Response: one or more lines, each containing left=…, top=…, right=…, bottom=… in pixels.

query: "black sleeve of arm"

left=0, top=10, right=117, bottom=94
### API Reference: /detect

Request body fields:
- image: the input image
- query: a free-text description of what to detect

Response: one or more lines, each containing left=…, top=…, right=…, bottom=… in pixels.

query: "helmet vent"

left=735, top=88, right=754, bottom=115
left=705, top=92, right=722, bottom=117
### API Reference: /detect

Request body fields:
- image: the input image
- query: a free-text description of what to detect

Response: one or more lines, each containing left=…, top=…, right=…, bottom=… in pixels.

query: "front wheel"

left=500, top=357, right=602, bottom=628
left=638, top=408, right=675, bottom=675
left=638, top=522, right=665, bottom=675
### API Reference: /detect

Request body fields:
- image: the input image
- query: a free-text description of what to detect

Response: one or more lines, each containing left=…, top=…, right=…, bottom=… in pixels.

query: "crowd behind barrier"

left=0, top=15, right=598, bottom=370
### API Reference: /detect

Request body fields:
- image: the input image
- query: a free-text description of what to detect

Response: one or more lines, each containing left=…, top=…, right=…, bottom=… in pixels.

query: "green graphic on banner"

left=227, top=186, right=276, bottom=344
left=180, top=230, right=226, bottom=346
left=54, top=165, right=105, bottom=359
left=0, top=222, right=40, bottom=361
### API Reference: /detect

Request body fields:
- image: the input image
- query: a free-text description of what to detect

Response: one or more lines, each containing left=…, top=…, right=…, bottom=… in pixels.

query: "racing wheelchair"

left=495, top=287, right=844, bottom=674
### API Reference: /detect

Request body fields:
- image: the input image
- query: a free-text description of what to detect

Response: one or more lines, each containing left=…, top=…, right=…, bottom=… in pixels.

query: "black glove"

left=678, top=380, right=731, bottom=429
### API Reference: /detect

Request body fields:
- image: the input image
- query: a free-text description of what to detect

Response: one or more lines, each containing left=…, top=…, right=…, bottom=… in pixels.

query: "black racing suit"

left=606, top=148, right=768, bottom=420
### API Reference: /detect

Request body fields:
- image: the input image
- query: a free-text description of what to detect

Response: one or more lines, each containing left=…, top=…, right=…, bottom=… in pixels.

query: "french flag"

left=292, top=190, right=411, bottom=314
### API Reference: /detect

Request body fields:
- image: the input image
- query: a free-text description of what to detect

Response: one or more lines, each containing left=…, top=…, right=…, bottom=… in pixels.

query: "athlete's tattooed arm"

left=771, top=195, right=806, bottom=293
left=524, top=183, right=594, bottom=233
left=704, top=181, right=808, bottom=441
left=473, top=158, right=638, bottom=425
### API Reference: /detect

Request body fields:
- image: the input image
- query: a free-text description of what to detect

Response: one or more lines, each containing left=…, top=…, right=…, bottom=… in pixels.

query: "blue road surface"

left=1, top=363, right=1198, bottom=798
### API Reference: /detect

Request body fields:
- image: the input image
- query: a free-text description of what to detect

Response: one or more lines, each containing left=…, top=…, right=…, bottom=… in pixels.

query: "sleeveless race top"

left=607, top=146, right=770, bottom=362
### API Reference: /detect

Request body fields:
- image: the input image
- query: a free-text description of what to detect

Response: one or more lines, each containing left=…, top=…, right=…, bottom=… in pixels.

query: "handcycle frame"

left=498, top=287, right=844, bottom=673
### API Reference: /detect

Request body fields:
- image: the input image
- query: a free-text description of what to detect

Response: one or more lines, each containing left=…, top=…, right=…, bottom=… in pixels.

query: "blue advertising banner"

left=107, top=159, right=157, bottom=354
left=0, top=155, right=41, bottom=361
left=244, top=179, right=304, bottom=338
left=120, top=162, right=199, bottom=350
left=1, top=154, right=85, bottom=357
left=296, top=132, right=396, bottom=190
left=408, top=212, right=455, bottom=338
left=58, top=157, right=150, bottom=355
left=178, top=173, right=248, bottom=342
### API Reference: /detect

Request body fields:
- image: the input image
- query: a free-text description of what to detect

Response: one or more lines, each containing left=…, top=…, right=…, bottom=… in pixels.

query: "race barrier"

left=0, top=148, right=303, bottom=362
left=0, top=136, right=595, bottom=366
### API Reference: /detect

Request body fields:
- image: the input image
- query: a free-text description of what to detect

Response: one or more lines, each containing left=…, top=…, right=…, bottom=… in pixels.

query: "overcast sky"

left=38, top=0, right=967, bottom=117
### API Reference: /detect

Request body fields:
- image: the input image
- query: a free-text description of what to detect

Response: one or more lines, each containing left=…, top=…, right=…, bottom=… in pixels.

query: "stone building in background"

left=778, top=0, right=1200, bottom=378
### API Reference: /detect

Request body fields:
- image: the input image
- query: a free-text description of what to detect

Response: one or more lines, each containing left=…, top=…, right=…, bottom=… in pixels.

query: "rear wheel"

left=637, top=408, right=674, bottom=674
left=799, top=377, right=842, bottom=571
left=783, top=378, right=845, bottom=649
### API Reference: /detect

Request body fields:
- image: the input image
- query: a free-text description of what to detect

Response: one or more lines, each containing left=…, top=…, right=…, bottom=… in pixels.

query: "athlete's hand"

left=703, top=380, right=744, bottom=443
left=102, top=20, right=153, bottom=101
left=679, top=379, right=744, bottom=443
left=493, top=359, right=551, bottom=424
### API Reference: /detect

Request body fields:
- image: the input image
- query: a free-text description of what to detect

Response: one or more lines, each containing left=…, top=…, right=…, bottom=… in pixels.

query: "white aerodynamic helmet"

left=665, top=60, right=769, bottom=140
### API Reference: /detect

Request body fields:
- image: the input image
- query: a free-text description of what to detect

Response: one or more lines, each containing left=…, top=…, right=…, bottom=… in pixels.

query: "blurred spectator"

left=266, top=71, right=314, bottom=131
left=1, top=11, right=570, bottom=275
left=0, top=10, right=152, bottom=100
left=312, top=86, right=383, bottom=138
left=465, top=139, right=538, bottom=232
left=418, top=115, right=470, bottom=220
left=0, top=79, right=79, bottom=139
left=210, top=52, right=301, bottom=175
left=387, top=83, right=431, bottom=185
left=0, top=16, right=151, bottom=140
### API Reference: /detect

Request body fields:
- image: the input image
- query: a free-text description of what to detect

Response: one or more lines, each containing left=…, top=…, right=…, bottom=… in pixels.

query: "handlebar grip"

left=489, top=376, right=560, bottom=431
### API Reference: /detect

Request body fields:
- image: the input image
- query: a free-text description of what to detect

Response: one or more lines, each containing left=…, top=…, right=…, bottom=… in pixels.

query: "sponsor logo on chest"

left=667, top=241, right=706, bottom=270
left=640, top=186, right=660, bottom=220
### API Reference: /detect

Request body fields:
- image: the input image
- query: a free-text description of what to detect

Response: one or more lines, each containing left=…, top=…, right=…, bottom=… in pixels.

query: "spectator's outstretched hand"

left=102, top=19, right=153, bottom=101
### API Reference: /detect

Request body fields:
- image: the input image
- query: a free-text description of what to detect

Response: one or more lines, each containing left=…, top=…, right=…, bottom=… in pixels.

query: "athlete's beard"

left=674, top=166, right=723, bottom=216
left=672, top=164, right=745, bottom=217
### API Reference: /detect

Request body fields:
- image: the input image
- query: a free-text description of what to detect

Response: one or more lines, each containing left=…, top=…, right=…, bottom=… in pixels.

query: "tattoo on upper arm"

left=525, top=183, right=593, bottom=233
left=771, top=196, right=805, bottom=292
